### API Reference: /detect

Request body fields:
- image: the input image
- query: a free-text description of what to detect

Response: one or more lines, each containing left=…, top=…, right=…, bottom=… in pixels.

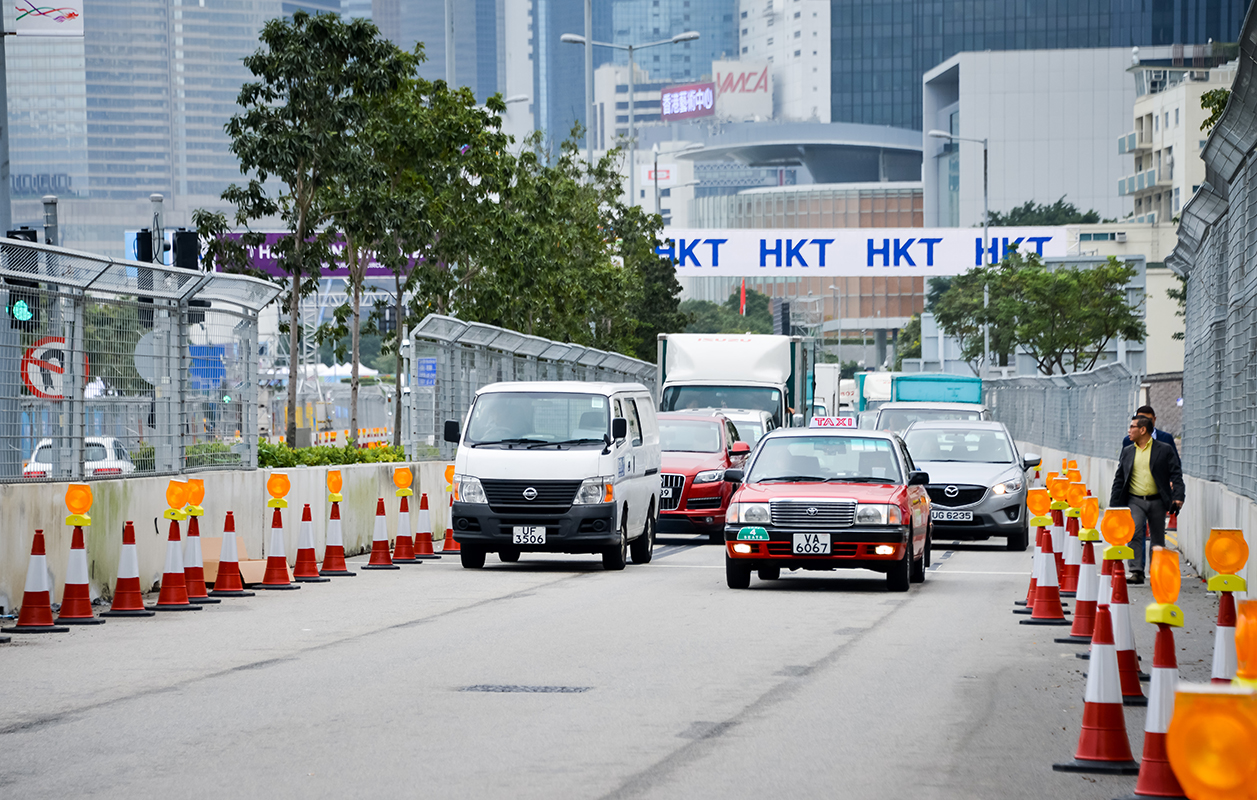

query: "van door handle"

left=644, top=467, right=658, bottom=476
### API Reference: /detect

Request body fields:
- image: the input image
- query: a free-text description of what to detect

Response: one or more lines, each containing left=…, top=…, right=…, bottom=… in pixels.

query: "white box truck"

left=813, top=364, right=857, bottom=417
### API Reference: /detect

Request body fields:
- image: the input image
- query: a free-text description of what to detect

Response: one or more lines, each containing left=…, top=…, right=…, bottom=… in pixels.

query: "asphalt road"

left=0, top=533, right=1222, bottom=799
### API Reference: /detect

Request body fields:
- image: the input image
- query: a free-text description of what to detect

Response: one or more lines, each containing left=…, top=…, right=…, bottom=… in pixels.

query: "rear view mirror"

left=612, top=417, right=628, bottom=440
left=730, top=441, right=751, bottom=455
left=724, top=469, right=744, bottom=484
left=443, top=420, right=460, bottom=443
left=908, top=470, right=930, bottom=486
left=792, top=413, right=804, bottom=427
left=1022, top=453, right=1042, bottom=470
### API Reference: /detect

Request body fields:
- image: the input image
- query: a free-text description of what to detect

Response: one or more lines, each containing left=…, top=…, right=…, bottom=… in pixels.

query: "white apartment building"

left=737, top=0, right=831, bottom=122
left=593, top=62, right=666, bottom=150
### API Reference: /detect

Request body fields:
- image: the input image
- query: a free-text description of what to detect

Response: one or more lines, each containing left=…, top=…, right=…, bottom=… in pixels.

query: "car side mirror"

left=908, top=470, right=930, bottom=486
left=724, top=468, right=744, bottom=484
left=730, top=441, right=751, bottom=455
left=792, top=412, right=805, bottom=427
left=443, top=420, right=460, bottom=443
left=1022, top=453, right=1042, bottom=470
left=612, top=417, right=628, bottom=440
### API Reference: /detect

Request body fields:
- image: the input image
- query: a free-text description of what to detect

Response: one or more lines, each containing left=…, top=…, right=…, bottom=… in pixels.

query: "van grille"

left=770, top=500, right=856, bottom=528
left=660, top=474, right=685, bottom=511
left=481, top=479, right=582, bottom=513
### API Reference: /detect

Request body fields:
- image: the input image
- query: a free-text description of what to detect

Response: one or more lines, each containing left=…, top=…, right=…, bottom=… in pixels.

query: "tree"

left=987, top=197, right=1101, bottom=226
left=1166, top=273, right=1187, bottom=341
left=679, top=288, right=772, bottom=334
left=221, top=11, right=415, bottom=447
left=925, top=277, right=952, bottom=312
left=894, top=314, right=921, bottom=370
left=1201, top=88, right=1230, bottom=132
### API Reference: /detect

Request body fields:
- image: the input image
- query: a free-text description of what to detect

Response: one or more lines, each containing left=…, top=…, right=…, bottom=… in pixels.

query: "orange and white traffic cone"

left=1052, top=603, right=1141, bottom=775
left=319, top=501, right=355, bottom=577
left=1118, top=623, right=1187, bottom=799
left=442, top=495, right=460, bottom=553
left=55, top=524, right=106, bottom=625
left=261, top=507, right=300, bottom=589
left=392, top=496, right=418, bottom=564
left=1111, top=562, right=1147, bottom=706
left=1015, top=525, right=1045, bottom=612
left=413, top=493, right=440, bottom=559
left=1166, top=511, right=1177, bottom=532
left=1079, top=558, right=1117, bottom=662
left=1211, top=592, right=1238, bottom=684
left=1057, top=536, right=1098, bottom=645
left=1021, top=528, right=1070, bottom=626
left=1, top=531, right=69, bottom=633
left=362, top=498, right=399, bottom=570
left=1050, top=507, right=1067, bottom=590
left=209, top=512, right=255, bottom=597
left=155, top=520, right=202, bottom=611
left=1061, top=513, right=1081, bottom=596
left=183, top=514, right=220, bottom=604
left=102, top=521, right=155, bottom=617
left=293, top=504, right=329, bottom=582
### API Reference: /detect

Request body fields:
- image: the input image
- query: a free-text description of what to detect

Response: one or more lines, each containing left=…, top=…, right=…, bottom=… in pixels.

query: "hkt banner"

left=656, top=227, right=1069, bottom=276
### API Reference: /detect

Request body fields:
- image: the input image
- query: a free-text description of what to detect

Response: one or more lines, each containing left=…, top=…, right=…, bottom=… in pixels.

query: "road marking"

left=649, top=564, right=724, bottom=569
left=930, top=570, right=1028, bottom=575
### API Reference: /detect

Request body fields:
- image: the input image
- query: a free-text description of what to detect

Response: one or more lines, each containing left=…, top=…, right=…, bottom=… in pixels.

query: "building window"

left=1175, top=108, right=1180, bottom=126
left=1154, top=115, right=1159, bottom=132
left=741, top=46, right=748, bottom=53
left=742, top=28, right=747, bottom=35
left=794, top=30, right=801, bottom=38
left=1174, top=187, right=1181, bottom=212
left=1164, top=112, right=1169, bottom=129
left=767, top=37, right=773, bottom=45
left=793, top=10, right=800, bottom=17
left=740, top=10, right=747, bottom=17
left=661, top=188, right=671, bottom=197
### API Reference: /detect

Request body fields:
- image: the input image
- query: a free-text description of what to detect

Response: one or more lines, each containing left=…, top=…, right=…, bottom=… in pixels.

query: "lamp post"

left=561, top=30, right=700, bottom=206
left=929, top=129, right=990, bottom=376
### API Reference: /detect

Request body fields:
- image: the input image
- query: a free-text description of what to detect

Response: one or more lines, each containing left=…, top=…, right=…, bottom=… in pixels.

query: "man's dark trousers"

left=1129, top=495, right=1165, bottom=573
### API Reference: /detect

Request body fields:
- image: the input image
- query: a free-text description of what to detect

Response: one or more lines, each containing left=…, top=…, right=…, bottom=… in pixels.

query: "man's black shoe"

left=1128, top=570, right=1145, bottom=585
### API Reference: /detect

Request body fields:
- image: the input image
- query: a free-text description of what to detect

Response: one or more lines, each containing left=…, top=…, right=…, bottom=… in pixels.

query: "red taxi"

left=721, top=427, right=932, bottom=591
left=657, top=412, right=752, bottom=543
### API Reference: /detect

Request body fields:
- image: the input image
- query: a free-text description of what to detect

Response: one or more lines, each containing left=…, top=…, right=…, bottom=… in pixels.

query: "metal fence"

left=402, top=315, right=658, bottom=460
left=0, top=237, right=279, bottom=482
left=1164, top=3, right=1257, bottom=504
left=984, top=364, right=1141, bottom=460
left=260, top=381, right=396, bottom=444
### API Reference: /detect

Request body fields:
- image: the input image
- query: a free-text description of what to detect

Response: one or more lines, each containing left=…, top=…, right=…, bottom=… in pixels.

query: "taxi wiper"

left=526, top=438, right=604, bottom=449
left=757, top=475, right=827, bottom=483
left=470, top=438, right=548, bottom=448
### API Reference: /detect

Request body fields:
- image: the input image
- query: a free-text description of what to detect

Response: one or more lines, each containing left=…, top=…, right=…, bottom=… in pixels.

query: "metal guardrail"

left=0, top=237, right=280, bottom=482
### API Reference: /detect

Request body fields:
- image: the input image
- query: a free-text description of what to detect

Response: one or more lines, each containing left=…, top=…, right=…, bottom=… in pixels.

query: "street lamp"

left=562, top=30, right=700, bottom=207
left=653, top=141, right=704, bottom=213
left=928, top=128, right=991, bottom=376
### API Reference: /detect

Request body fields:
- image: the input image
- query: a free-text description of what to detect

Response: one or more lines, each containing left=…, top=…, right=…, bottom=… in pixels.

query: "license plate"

left=660, top=487, right=673, bottom=499
left=792, top=533, right=830, bottom=555
left=512, top=526, right=546, bottom=544
left=932, top=509, right=974, bottom=522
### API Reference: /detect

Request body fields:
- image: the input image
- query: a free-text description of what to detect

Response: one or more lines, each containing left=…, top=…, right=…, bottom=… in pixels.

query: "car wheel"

left=499, top=548, right=520, bottom=563
left=1006, top=524, right=1029, bottom=551
left=757, top=565, right=781, bottom=581
left=725, top=555, right=751, bottom=589
left=910, top=526, right=928, bottom=584
left=630, top=512, right=655, bottom=564
left=603, top=518, right=628, bottom=571
left=887, top=536, right=911, bottom=592
left=460, top=546, right=486, bottom=569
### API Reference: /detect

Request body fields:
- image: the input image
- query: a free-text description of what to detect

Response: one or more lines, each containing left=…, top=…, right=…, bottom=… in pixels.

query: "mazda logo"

left=522, top=487, right=538, bottom=501
left=944, top=485, right=959, bottom=498
left=806, top=507, right=818, bottom=516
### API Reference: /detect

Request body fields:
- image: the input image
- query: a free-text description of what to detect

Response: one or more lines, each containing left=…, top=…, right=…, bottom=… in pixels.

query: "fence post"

left=68, top=290, right=85, bottom=479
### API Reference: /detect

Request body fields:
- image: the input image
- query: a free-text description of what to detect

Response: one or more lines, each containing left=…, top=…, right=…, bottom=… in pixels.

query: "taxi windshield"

left=746, top=436, right=902, bottom=484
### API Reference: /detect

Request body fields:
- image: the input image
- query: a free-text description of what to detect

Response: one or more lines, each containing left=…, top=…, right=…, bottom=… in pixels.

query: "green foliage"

left=933, top=251, right=1146, bottom=375
left=894, top=314, right=922, bottom=370
left=1167, top=273, right=1187, bottom=341
left=925, top=277, right=952, bottom=312
left=1201, top=88, right=1230, bottom=133
left=679, top=288, right=773, bottom=334
left=987, top=197, right=1101, bottom=226
left=257, top=440, right=410, bottom=468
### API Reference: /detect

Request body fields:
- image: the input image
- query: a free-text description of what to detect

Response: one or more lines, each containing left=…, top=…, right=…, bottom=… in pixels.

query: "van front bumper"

left=451, top=501, right=620, bottom=553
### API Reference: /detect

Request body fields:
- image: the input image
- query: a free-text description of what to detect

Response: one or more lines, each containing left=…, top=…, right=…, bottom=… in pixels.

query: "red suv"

left=722, top=427, right=932, bottom=591
left=658, top=412, right=751, bottom=543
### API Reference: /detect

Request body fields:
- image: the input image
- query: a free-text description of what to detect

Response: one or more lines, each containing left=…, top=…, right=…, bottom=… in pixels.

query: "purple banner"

left=225, top=232, right=421, bottom=279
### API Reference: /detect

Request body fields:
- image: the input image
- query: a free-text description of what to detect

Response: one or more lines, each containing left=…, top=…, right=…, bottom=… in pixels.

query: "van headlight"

left=694, top=469, right=725, bottom=484
left=454, top=474, right=486, bottom=504
left=574, top=477, right=614, bottom=505
left=856, top=504, right=902, bottom=525
left=728, top=502, right=769, bottom=524
left=992, top=476, right=1024, bottom=495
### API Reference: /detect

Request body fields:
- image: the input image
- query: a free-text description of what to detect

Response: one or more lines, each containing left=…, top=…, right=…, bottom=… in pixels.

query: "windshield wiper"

left=470, top=438, right=548, bottom=448
left=526, top=438, right=604, bottom=449
left=756, top=475, right=828, bottom=483
left=826, top=476, right=895, bottom=483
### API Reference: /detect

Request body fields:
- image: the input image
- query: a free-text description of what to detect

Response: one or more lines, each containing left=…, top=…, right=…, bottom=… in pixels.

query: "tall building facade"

left=831, top=0, right=1249, bottom=131
left=738, top=0, right=831, bottom=121
left=610, top=0, right=739, bottom=83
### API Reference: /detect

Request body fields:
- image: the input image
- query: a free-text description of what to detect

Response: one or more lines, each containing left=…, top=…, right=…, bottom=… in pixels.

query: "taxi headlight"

left=856, top=504, right=901, bottom=525
left=728, top=502, right=769, bottom=524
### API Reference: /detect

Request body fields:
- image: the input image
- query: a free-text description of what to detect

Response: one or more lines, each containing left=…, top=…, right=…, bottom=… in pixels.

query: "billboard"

left=15, top=1, right=83, bottom=36
left=713, top=60, right=772, bottom=120
left=661, top=82, right=715, bottom=121
left=641, top=164, right=678, bottom=188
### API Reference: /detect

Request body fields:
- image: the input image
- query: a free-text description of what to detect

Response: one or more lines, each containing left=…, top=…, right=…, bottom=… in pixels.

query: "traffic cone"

left=155, top=520, right=202, bottom=611
left=1051, top=507, right=1066, bottom=590
left=442, top=495, right=460, bottom=553
left=1211, top=592, right=1238, bottom=684
left=413, top=493, right=440, bottom=559
left=1052, top=603, right=1141, bottom=775
left=102, top=521, right=155, bottom=617
left=392, top=496, right=418, bottom=564
left=1061, top=513, right=1082, bottom=596
left=209, top=512, right=255, bottom=597
left=319, top=501, right=355, bottom=577
left=55, top=525, right=106, bottom=625
left=1111, top=563, right=1147, bottom=706
left=1079, top=558, right=1116, bottom=661
left=1, top=531, right=69, bottom=633
left=362, top=498, right=399, bottom=570
left=1021, top=528, right=1070, bottom=626
left=1116, top=623, right=1188, bottom=800
left=1015, top=525, right=1044, bottom=611
left=1057, top=536, right=1098, bottom=645
left=183, top=515, right=220, bottom=604
left=1166, top=511, right=1177, bottom=532
left=261, top=507, right=300, bottom=589
left=293, top=504, right=329, bottom=582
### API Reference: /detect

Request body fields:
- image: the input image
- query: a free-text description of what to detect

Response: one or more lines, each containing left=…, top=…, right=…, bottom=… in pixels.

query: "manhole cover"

left=460, top=685, right=591, bottom=694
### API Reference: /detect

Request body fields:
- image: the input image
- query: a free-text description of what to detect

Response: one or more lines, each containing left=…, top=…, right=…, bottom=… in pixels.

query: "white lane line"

left=931, top=570, right=1029, bottom=575
left=648, top=564, right=724, bottom=569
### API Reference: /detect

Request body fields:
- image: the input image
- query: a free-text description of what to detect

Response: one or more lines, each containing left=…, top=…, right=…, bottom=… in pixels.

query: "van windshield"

left=662, top=385, right=781, bottom=428
left=465, top=392, right=609, bottom=448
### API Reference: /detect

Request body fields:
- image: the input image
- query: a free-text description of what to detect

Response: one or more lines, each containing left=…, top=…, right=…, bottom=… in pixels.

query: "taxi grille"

left=660, top=474, right=685, bottom=511
left=766, top=542, right=859, bottom=557
left=481, top=479, right=581, bottom=513
left=926, top=485, right=988, bottom=507
left=770, top=500, right=856, bottom=528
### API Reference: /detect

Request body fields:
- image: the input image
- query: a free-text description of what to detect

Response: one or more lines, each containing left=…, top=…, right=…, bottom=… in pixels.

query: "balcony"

left=1117, top=167, right=1172, bottom=196
left=1117, top=131, right=1152, bottom=155
left=1134, top=212, right=1157, bottom=224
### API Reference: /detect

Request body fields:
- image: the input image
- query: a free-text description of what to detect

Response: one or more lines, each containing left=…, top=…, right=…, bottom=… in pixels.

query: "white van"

left=444, top=382, right=661, bottom=570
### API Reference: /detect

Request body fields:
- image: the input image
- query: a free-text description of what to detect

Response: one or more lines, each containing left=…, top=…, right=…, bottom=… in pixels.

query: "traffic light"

left=172, top=229, right=199, bottom=271
left=5, top=227, right=40, bottom=331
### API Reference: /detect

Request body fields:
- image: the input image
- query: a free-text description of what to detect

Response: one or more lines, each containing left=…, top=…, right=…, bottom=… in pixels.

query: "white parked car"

left=24, top=436, right=137, bottom=479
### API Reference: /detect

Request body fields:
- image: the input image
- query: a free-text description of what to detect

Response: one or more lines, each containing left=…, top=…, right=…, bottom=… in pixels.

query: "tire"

left=725, top=555, right=751, bottom=589
left=757, top=565, right=781, bottom=581
left=1006, top=524, right=1029, bottom=552
left=603, top=518, right=628, bottom=571
left=630, top=513, right=655, bottom=565
left=460, top=546, right=486, bottom=569
left=498, top=548, right=520, bottom=563
left=887, top=537, right=911, bottom=592
left=910, top=527, right=928, bottom=584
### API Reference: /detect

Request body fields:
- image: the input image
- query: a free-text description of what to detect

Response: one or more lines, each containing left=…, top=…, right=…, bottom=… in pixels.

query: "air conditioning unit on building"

left=1115, top=232, right=1127, bottom=242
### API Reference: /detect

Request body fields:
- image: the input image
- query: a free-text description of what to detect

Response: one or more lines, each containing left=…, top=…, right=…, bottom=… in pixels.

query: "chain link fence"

left=0, top=237, right=279, bottom=482
left=402, top=315, right=658, bottom=460
left=260, top=381, right=396, bottom=444
left=984, top=364, right=1141, bottom=460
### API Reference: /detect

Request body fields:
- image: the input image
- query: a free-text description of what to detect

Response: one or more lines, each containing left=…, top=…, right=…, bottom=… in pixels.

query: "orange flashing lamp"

left=1066, top=468, right=1082, bottom=483
left=394, top=467, right=414, bottom=498
left=1166, top=683, right=1257, bottom=800
left=1026, top=488, right=1052, bottom=526
left=328, top=470, right=343, bottom=502
left=1237, top=600, right=1257, bottom=689
left=164, top=480, right=190, bottom=520
left=1048, top=476, right=1070, bottom=510
left=1146, top=546, right=1184, bottom=627
left=1206, top=529, right=1249, bottom=592
left=1101, top=506, right=1135, bottom=560
left=65, top=483, right=93, bottom=526
left=266, top=473, right=291, bottom=509
left=1079, top=496, right=1100, bottom=541
left=1065, top=482, right=1087, bottom=517
left=186, top=478, right=205, bottom=517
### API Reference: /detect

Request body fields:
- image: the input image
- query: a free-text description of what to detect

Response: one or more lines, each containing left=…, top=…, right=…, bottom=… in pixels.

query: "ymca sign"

left=713, top=59, right=772, bottom=119
left=656, top=227, right=1069, bottom=276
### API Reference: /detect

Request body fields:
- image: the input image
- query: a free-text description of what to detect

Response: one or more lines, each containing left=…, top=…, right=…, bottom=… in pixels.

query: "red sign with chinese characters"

left=661, top=82, right=715, bottom=121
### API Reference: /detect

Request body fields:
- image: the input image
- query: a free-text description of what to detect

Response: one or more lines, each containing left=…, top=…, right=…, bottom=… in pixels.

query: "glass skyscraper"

left=831, top=0, right=1250, bottom=131
left=610, top=0, right=739, bottom=83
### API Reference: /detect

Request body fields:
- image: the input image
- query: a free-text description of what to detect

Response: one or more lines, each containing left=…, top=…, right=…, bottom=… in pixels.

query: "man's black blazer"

left=1109, top=439, right=1185, bottom=508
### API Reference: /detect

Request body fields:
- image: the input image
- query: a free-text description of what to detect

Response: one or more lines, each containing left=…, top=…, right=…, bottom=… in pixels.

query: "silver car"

left=902, top=420, right=1040, bottom=551
left=874, top=402, right=992, bottom=434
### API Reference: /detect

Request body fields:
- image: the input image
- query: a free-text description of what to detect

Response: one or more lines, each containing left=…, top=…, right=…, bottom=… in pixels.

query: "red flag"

left=740, top=279, right=746, bottom=316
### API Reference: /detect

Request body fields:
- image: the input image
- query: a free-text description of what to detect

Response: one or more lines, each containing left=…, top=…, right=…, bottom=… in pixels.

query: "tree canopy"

left=987, top=197, right=1102, bottom=226
left=679, top=288, right=773, bottom=334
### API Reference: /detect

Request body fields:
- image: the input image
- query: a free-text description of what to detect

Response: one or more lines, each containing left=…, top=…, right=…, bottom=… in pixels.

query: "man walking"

left=1110, top=415, right=1184, bottom=583
left=1120, top=404, right=1178, bottom=457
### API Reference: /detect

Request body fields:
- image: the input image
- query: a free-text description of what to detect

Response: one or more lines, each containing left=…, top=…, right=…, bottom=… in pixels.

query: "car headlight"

left=454, top=474, right=486, bottom=504
left=728, top=502, right=769, bottom=524
left=992, top=476, right=1024, bottom=495
left=574, top=477, right=614, bottom=504
left=856, top=504, right=902, bottom=525
left=694, top=469, right=725, bottom=484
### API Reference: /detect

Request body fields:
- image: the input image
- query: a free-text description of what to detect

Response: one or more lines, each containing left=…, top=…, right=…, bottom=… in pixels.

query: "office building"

left=611, top=0, right=739, bottom=83
left=737, top=0, right=830, bottom=121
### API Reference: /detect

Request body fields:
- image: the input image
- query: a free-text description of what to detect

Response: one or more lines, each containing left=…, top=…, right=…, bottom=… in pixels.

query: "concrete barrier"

left=0, top=461, right=452, bottom=614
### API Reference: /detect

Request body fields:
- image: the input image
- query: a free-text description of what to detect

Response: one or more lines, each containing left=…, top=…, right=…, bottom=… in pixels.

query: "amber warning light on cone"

left=65, top=483, right=93, bottom=526
left=1048, top=477, right=1069, bottom=510
left=1205, top=529, right=1249, bottom=593
left=164, top=480, right=190, bottom=520
left=1166, top=684, right=1257, bottom=800
left=1079, top=496, right=1100, bottom=540
left=1147, top=546, right=1184, bottom=627
left=266, top=473, right=290, bottom=509
left=1066, top=481, right=1086, bottom=509
left=1237, top=600, right=1257, bottom=689
left=186, top=478, right=205, bottom=517
left=1101, top=507, right=1135, bottom=560
left=394, top=467, right=413, bottom=498
left=1026, top=488, right=1052, bottom=526
left=328, top=469, right=343, bottom=502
